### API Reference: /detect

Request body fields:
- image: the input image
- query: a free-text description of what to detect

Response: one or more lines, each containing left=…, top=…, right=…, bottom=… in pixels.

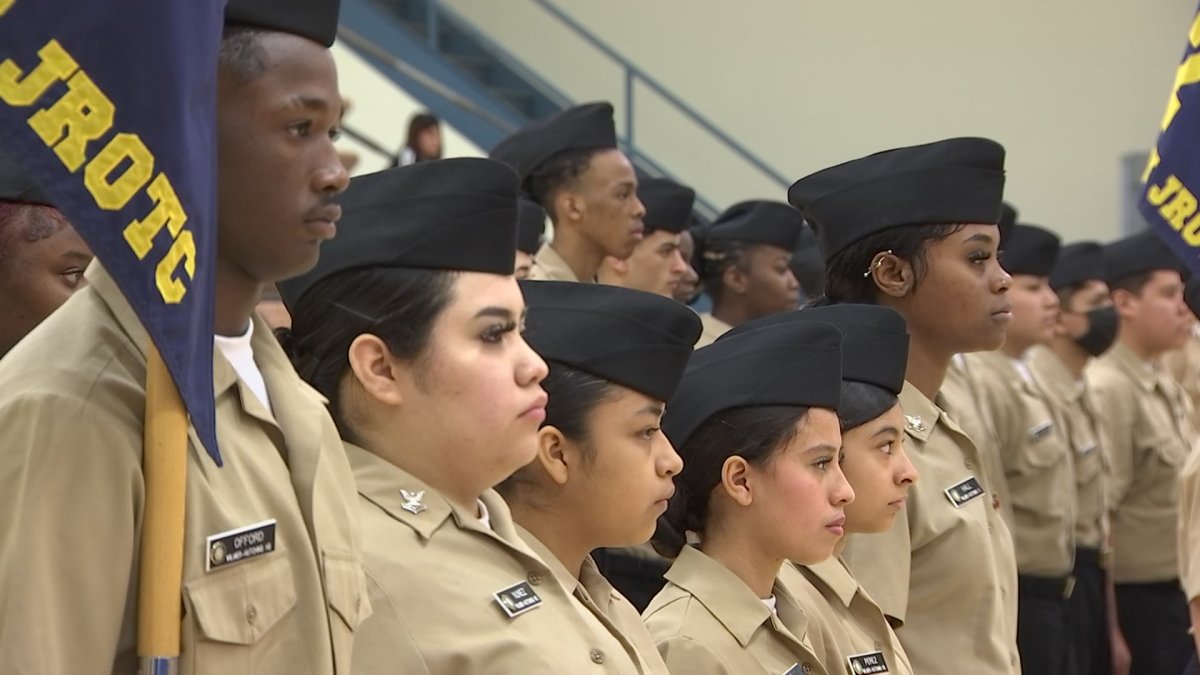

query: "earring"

left=862, top=250, right=894, bottom=278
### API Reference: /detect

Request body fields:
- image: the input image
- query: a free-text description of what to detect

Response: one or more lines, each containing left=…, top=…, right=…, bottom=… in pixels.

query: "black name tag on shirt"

left=206, top=519, right=276, bottom=571
left=944, top=476, right=984, bottom=508
left=493, top=580, right=542, bottom=618
left=782, top=664, right=804, bottom=675
left=847, top=650, right=889, bottom=674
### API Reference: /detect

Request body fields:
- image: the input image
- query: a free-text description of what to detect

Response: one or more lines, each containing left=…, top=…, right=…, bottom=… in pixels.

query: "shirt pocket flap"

left=187, top=554, right=297, bottom=645
left=324, top=548, right=371, bottom=630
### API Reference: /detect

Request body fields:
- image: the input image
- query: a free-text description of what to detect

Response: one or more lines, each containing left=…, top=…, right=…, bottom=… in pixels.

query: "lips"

left=304, top=204, right=343, bottom=240
left=520, top=392, right=549, bottom=419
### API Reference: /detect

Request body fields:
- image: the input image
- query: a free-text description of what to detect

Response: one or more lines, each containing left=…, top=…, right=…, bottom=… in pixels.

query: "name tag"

left=944, top=476, right=984, bottom=508
left=847, top=650, right=889, bottom=674
left=206, top=519, right=276, bottom=571
left=782, top=664, right=804, bottom=675
left=1028, top=420, right=1053, bottom=442
left=493, top=580, right=542, bottom=618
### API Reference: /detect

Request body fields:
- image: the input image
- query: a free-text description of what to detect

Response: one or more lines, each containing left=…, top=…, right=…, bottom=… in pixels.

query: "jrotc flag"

left=1141, top=1, right=1200, bottom=274
left=0, top=0, right=222, bottom=668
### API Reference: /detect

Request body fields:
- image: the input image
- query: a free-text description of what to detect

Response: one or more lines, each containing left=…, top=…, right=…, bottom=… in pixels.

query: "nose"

left=313, top=141, right=350, bottom=196
left=659, top=433, right=684, bottom=477
left=992, top=263, right=1012, bottom=294
left=785, top=269, right=800, bottom=291
left=895, top=443, right=919, bottom=486
left=516, top=336, right=549, bottom=386
left=632, top=195, right=647, bottom=221
left=830, top=460, right=855, bottom=506
left=671, top=250, right=689, bottom=276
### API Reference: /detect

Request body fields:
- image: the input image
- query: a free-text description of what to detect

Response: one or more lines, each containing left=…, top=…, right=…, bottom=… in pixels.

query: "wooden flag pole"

left=137, top=342, right=189, bottom=675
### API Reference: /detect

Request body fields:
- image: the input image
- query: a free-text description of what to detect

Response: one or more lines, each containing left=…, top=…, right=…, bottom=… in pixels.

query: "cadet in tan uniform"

left=491, top=102, right=645, bottom=283
left=724, top=304, right=918, bottom=675
left=1028, top=241, right=1124, bottom=675
left=647, top=321, right=850, bottom=674
left=515, top=198, right=547, bottom=280
left=0, top=3, right=371, bottom=672
left=1087, top=231, right=1195, bottom=675
left=598, top=177, right=695, bottom=298
left=789, top=137, right=1021, bottom=675
left=0, top=152, right=92, bottom=357
left=280, top=159, right=649, bottom=674
left=498, top=280, right=702, bottom=674
left=959, top=224, right=1078, bottom=675
left=693, top=200, right=804, bottom=348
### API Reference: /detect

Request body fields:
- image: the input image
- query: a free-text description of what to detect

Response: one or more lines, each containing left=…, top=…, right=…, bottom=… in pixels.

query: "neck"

left=1000, top=338, right=1031, bottom=360
left=1046, top=337, right=1089, bottom=377
left=701, top=522, right=781, bottom=599
left=508, top=501, right=588, bottom=579
left=213, top=259, right=262, bottom=337
left=711, top=300, right=753, bottom=329
left=905, top=335, right=951, bottom=401
left=354, top=423, right=483, bottom=513
left=1118, top=330, right=1161, bottom=364
left=832, top=537, right=846, bottom=558
left=550, top=225, right=606, bottom=282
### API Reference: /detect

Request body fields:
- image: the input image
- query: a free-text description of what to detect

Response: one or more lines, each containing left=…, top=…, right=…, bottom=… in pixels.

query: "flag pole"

left=137, top=342, right=189, bottom=675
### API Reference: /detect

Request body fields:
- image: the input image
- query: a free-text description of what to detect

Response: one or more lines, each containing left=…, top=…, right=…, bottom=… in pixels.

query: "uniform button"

left=527, top=572, right=543, bottom=586
left=992, top=495, right=1001, bottom=510
left=589, top=649, right=606, bottom=664
left=246, top=603, right=258, bottom=625
left=802, top=663, right=814, bottom=674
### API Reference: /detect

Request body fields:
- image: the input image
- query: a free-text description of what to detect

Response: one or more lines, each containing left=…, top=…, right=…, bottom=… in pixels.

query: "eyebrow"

left=60, top=250, right=92, bottom=264
left=873, top=426, right=900, bottom=438
left=962, top=233, right=995, bottom=245
left=281, top=94, right=340, bottom=116
left=806, top=443, right=840, bottom=454
left=474, top=306, right=526, bottom=321
left=637, top=403, right=665, bottom=417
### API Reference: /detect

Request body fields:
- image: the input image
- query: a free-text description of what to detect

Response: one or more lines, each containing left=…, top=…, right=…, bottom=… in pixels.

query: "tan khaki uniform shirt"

left=347, top=443, right=642, bottom=674
left=644, top=546, right=829, bottom=675
left=517, top=526, right=671, bottom=675
left=1027, top=346, right=1108, bottom=552
left=0, top=263, right=369, bottom=674
left=842, top=381, right=1021, bottom=675
left=942, top=355, right=1013, bottom=524
left=779, top=558, right=914, bottom=675
left=1087, top=342, right=1195, bottom=582
left=962, top=351, right=1076, bottom=576
left=695, top=313, right=733, bottom=349
left=1163, top=331, right=1200, bottom=426
left=529, top=242, right=587, bottom=282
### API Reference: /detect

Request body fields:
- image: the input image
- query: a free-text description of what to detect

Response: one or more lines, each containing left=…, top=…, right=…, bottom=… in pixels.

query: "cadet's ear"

left=718, top=455, right=754, bottom=507
left=870, top=251, right=914, bottom=298
left=347, top=334, right=404, bottom=406
left=722, top=262, right=750, bottom=296
left=534, top=425, right=571, bottom=486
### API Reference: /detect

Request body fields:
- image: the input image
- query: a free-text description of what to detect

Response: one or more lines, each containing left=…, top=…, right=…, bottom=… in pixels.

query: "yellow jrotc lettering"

left=83, top=133, right=153, bottom=210
left=156, top=229, right=195, bottom=304
left=27, top=69, right=114, bottom=171
left=124, top=174, right=187, bottom=259
left=0, top=40, right=77, bottom=106
left=1148, top=175, right=1185, bottom=207
left=1182, top=212, right=1200, bottom=247
left=1161, top=183, right=1198, bottom=231
left=0, top=0, right=15, bottom=16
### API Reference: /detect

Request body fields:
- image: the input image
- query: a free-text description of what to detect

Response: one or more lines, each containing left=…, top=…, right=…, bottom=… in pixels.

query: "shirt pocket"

left=1019, top=418, right=1066, bottom=470
left=323, top=548, right=370, bottom=674
left=184, top=553, right=298, bottom=670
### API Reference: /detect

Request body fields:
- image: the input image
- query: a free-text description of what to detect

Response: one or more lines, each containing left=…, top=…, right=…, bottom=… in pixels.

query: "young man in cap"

left=0, top=2, right=369, bottom=672
left=515, top=197, right=546, bottom=280
left=1087, top=230, right=1195, bottom=675
left=1027, top=241, right=1127, bottom=675
left=598, top=176, right=694, bottom=298
left=0, top=152, right=92, bottom=357
left=957, top=224, right=1078, bottom=675
left=693, top=199, right=803, bottom=347
left=491, top=102, right=645, bottom=283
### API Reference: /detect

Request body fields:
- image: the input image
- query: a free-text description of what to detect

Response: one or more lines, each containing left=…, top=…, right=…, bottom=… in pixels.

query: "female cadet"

left=787, top=137, right=1020, bottom=675
left=278, top=158, right=648, bottom=674
left=693, top=200, right=804, bottom=347
left=720, top=304, right=918, bottom=675
left=497, top=280, right=701, bottom=674
left=644, top=320, right=852, bottom=675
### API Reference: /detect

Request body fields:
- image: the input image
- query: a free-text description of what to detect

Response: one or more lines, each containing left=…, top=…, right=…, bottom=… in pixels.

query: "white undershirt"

left=762, top=595, right=778, bottom=614
left=215, top=322, right=272, bottom=412
left=477, top=500, right=492, bottom=530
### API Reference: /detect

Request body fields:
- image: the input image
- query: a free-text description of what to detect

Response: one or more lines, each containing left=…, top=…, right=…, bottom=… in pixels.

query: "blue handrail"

left=527, top=0, right=791, bottom=191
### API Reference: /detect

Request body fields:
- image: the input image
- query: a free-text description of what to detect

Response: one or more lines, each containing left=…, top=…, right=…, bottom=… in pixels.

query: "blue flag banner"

left=1141, top=4, right=1200, bottom=276
left=0, top=0, right=224, bottom=463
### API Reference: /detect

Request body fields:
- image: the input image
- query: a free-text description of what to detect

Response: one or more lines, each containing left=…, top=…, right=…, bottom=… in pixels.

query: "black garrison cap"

left=663, top=321, right=843, bottom=449
left=788, top=137, right=1006, bottom=262
left=639, top=178, right=696, bottom=235
left=1103, top=230, right=1185, bottom=285
left=520, top=280, right=701, bottom=403
left=225, top=0, right=342, bottom=47
left=998, top=202, right=1018, bottom=245
left=0, top=150, right=51, bottom=205
left=279, top=158, right=520, bottom=310
left=1001, top=224, right=1061, bottom=277
left=1049, top=242, right=1106, bottom=291
left=719, top=303, right=908, bottom=396
left=516, top=198, right=546, bottom=255
left=705, top=200, right=805, bottom=250
left=489, top=103, right=618, bottom=191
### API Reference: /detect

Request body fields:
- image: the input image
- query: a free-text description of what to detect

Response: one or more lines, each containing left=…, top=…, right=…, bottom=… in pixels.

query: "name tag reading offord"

left=944, top=476, right=984, bottom=508
left=847, top=650, right=889, bottom=674
left=493, top=580, right=542, bottom=618
left=206, top=519, right=277, bottom=571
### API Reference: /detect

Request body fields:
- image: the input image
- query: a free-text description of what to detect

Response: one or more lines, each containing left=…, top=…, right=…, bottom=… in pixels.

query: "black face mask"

left=1074, top=306, right=1118, bottom=356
